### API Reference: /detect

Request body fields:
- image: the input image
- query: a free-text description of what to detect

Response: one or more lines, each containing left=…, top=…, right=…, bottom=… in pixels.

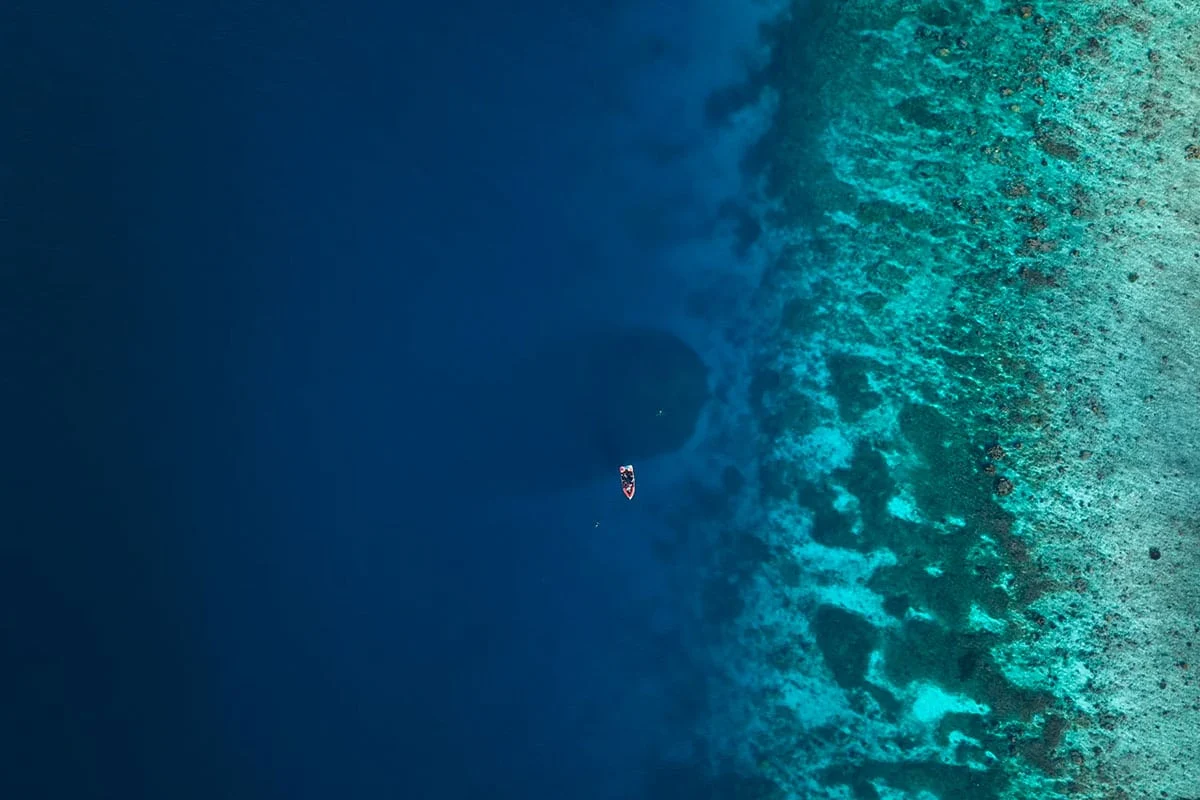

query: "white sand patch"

left=886, top=492, right=923, bottom=524
left=909, top=683, right=989, bottom=726
left=814, top=584, right=894, bottom=630
left=967, top=604, right=1008, bottom=635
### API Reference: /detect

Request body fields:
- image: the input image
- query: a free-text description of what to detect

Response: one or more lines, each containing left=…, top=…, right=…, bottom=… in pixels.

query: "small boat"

left=619, top=464, right=636, bottom=500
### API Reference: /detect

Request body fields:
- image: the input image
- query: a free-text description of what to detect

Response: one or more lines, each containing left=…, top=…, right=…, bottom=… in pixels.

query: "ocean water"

left=5, top=0, right=780, bottom=798
left=10, top=0, right=1200, bottom=798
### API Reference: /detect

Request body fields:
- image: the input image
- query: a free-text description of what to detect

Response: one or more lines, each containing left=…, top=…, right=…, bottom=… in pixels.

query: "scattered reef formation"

left=688, top=1, right=1200, bottom=798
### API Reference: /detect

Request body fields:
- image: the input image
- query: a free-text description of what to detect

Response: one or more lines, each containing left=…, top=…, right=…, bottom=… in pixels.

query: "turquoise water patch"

left=855, top=199, right=938, bottom=234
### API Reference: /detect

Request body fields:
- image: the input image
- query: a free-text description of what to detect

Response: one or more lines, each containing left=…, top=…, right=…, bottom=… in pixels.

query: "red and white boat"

left=619, top=464, right=635, bottom=500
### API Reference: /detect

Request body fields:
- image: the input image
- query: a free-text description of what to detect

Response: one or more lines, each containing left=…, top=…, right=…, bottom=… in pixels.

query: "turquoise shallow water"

left=693, top=1, right=1200, bottom=798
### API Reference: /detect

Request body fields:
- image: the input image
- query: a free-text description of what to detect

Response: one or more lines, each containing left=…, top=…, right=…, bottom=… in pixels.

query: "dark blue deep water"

left=5, top=1, right=765, bottom=798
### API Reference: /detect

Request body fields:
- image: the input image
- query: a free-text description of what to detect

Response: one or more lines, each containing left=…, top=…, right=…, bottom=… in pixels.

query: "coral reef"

left=699, top=1, right=1200, bottom=797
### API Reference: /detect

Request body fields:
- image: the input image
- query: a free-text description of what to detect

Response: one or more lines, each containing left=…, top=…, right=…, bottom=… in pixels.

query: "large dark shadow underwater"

left=409, top=327, right=710, bottom=495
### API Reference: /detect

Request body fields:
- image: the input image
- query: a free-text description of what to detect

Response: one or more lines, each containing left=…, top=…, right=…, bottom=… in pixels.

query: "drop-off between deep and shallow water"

left=686, top=1, right=1200, bottom=798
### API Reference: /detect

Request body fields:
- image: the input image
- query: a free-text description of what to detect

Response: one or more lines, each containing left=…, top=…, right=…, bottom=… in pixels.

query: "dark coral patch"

left=827, top=353, right=884, bottom=423
left=833, top=440, right=896, bottom=542
left=812, top=605, right=879, bottom=689
left=884, top=617, right=990, bottom=690
left=797, top=480, right=858, bottom=549
left=895, top=96, right=952, bottom=131
left=883, top=594, right=910, bottom=618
